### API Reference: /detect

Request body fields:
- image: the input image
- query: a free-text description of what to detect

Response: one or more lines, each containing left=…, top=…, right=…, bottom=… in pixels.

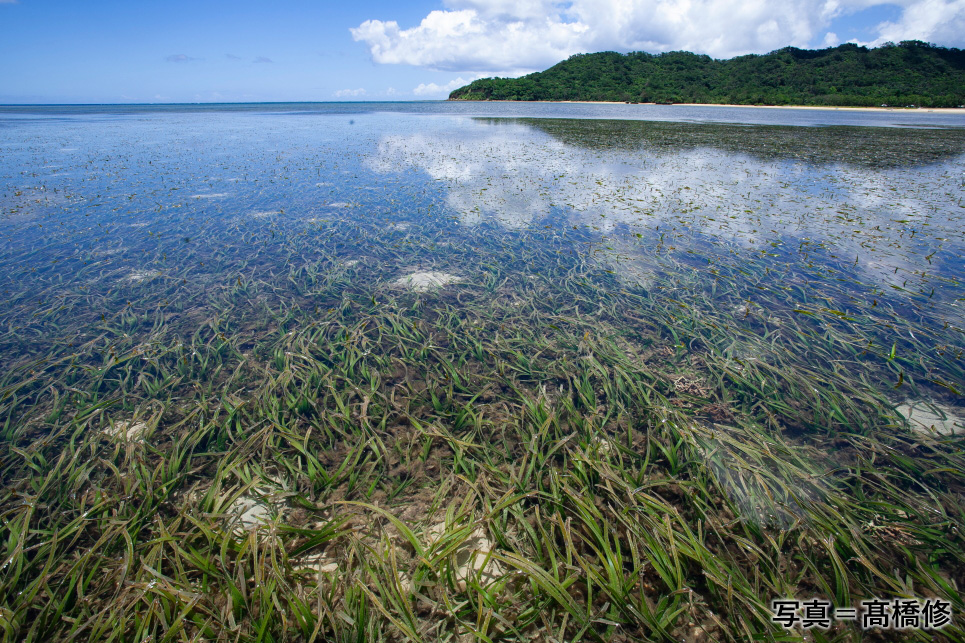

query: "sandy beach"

left=470, top=99, right=965, bottom=113
left=673, top=102, right=964, bottom=113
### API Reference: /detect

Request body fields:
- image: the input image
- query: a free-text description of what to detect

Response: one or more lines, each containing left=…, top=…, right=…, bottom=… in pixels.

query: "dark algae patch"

left=515, top=117, right=965, bottom=168
left=1, top=107, right=964, bottom=641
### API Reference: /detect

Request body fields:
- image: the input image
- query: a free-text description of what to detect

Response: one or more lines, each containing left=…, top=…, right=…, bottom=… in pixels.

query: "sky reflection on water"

left=370, top=116, right=965, bottom=324
left=1, top=107, right=963, bottom=400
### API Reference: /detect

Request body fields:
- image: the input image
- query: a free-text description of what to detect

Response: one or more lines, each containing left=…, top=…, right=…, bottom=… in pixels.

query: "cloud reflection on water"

left=369, top=117, right=965, bottom=313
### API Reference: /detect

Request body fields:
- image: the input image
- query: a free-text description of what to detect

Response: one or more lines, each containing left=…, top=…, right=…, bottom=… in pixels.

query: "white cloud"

left=334, top=88, right=367, bottom=98
left=413, top=77, right=473, bottom=96
left=352, top=0, right=965, bottom=73
left=351, top=6, right=587, bottom=73
left=822, top=31, right=840, bottom=47
left=872, top=0, right=965, bottom=47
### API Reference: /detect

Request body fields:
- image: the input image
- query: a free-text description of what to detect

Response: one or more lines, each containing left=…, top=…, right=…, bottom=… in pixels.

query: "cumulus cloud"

left=871, top=0, right=965, bottom=47
left=413, top=77, right=473, bottom=95
left=166, top=54, right=199, bottom=63
left=334, top=88, right=367, bottom=98
left=351, top=0, right=965, bottom=73
left=351, top=6, right=587, bottom=73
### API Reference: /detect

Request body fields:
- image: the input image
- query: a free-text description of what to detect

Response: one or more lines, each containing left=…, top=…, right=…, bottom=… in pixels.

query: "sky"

left=1, top=0, right=963, bottom=104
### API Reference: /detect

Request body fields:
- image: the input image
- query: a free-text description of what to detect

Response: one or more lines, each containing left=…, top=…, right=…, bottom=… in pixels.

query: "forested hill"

left=448, top=42, right=965, bottom=108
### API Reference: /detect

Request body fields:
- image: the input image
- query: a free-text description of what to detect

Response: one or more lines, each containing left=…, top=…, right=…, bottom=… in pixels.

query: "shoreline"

left=455, top=99, right=965, bottom=114
left=676, top=102, right=962, bottom=113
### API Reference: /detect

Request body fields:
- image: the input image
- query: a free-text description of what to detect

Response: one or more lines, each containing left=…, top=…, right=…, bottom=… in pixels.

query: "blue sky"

left=0, top=0, right=961, bottom=104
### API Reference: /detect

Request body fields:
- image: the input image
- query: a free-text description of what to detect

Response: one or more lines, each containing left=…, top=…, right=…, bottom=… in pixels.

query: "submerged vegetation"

left=0, top=109, right=964, bottom=641
left=449, top=41, right=965, bottom=108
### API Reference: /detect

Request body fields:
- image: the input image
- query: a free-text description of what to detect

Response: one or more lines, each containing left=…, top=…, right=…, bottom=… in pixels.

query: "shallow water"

left=3, top=102, right=965, bottom=641
left=1, top=106, right=963, bottom=402
left=4, top=100, right=965, bottom=128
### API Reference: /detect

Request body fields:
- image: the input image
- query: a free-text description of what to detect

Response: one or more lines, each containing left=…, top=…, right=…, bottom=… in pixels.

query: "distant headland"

left=448, top=41, right=965, bottom=109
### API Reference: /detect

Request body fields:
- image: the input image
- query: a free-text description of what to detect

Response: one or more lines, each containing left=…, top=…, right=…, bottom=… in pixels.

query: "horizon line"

left=0, top=100, right=452, bottom=107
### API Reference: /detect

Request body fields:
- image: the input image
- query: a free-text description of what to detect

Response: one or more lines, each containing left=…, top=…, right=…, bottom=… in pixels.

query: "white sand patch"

left=126, top=270, right=159, bottom=283
left=619, top=264, right=655, bottom=289
left=327, top=202, right=352, bottom=208
left=178, top=469, right=290, bottom=533
left=393, top=271, right=463, bottom=293
left=425, top=522, right=505, bottom=592
left=592, top=242, right=657, bottom=289
left=191, top=193, right=228, bottom=199
left=249, top=210, right=281, bottom=218
left=229, top=470, right=292, bottom=532
left=388, top=222, right=411, bottom=231
left=225, top=495, right=274, bottom=531
left=102, top=420, right=148, bottom=441
left=897, top=401, right=965, bottom=436
left=225, top=489, right=286, bottom=532
left=292, top=552, right=339, bottom=574
left=732, top=302, right=764, bottom=318
left=590, top=435, right=617, bottom=455
left=128, top=222, right=149, bottom=228
left=341, top=259, right=360, bottom=267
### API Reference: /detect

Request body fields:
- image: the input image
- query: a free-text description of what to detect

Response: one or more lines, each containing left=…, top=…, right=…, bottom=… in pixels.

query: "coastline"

left=675, top=102, right=963, bottom=113
left=453, top=99, right=965, bottom=114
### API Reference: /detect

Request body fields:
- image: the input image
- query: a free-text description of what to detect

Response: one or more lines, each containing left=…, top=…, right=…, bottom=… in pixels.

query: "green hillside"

left=449, top=41, right=965, bottom=108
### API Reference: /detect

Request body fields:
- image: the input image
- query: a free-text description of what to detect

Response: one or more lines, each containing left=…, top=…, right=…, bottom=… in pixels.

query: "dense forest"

left=449, top=41, right=965, bottom=107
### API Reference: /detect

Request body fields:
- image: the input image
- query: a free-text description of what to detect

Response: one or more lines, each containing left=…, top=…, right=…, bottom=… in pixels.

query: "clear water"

left=1, top=103, right=963, bottom=405
left=5, top=101, right=965, bottom=643
left=4, top=100, right=965, bottom=127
